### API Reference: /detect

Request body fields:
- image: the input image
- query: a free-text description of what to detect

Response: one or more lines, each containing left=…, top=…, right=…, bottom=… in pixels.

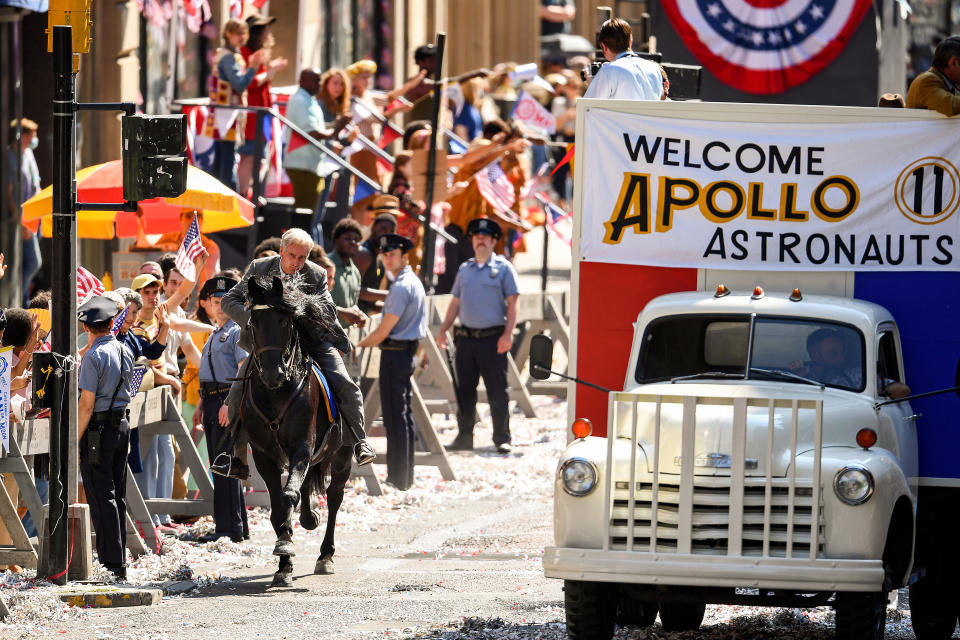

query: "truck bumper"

left=543, top=547, right=885, bottom=592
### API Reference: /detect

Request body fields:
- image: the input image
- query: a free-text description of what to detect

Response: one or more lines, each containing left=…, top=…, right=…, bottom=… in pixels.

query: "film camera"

left=581, top=7, right=702, bottom=101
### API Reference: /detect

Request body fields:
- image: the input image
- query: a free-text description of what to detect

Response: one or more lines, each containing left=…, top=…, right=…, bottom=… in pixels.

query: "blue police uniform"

left=449, top=219, right=520, bottom=450
left=377, top=235, right=426, bottom=490
left=77, top=297, right=134, bottom=577
left=198, top=276, right=250, bottom=540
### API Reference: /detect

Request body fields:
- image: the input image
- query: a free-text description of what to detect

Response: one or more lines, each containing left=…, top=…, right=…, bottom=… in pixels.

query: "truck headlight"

left=559, top=458, right=597, bottom=496
left=834, top=466, right=874, bottom=505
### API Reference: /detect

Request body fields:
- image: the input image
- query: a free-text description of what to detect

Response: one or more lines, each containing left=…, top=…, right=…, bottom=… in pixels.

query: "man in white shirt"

left=284, top=68, right=335, bottom=211
left=583, top=18, right=663, bottom=101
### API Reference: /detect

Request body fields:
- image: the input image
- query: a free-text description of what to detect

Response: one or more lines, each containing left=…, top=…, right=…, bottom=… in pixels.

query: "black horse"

left=242, top=274, right=354, bottom=587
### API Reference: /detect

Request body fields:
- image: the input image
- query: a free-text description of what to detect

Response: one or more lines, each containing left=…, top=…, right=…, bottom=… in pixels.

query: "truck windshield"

left=636, top=314, right=865, bottom=391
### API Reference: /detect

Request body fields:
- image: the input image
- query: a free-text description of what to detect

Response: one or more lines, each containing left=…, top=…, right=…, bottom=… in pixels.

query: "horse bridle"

left=249, top=305, right=300, bottom=379
left=247, top=305, right=307, bottom=432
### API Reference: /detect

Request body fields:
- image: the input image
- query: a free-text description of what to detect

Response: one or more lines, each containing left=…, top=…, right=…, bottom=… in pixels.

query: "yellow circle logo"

left=894, top=157, right=960, bottom=225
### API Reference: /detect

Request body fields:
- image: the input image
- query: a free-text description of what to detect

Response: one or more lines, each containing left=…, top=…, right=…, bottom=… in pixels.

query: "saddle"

left=308, top=363, right=341, bottom=468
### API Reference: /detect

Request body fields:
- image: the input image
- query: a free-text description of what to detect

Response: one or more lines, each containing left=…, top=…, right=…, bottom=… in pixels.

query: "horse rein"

left=247, top=306, right=308, bottom=432
left=249, top=306, right=300, bottom=379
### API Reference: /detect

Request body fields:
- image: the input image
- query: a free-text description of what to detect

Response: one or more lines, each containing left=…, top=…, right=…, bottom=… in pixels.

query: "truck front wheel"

left=834, top=591, right=886, bottom=640
left=564, top=580, right=616, bottom=640
left=658, top=601, right=706, bottom=632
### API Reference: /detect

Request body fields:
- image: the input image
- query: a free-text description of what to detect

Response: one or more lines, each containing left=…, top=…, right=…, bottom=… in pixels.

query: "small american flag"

left=475, top=160, right=516, bottom=214
left=111, top=306, right=129, bottom=336
left=76, top=266, right=105, bottom=306
left=536, top=193, right=573, bottom=247
left=520, top=162, right=550, bottom=202
left=175, top=214, right=204, bottom=281
left=129, top=365, right=148, bottom=396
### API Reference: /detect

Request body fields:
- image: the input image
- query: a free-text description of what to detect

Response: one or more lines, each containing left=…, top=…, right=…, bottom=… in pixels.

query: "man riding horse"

left=215, top=228, right=376, bottom=477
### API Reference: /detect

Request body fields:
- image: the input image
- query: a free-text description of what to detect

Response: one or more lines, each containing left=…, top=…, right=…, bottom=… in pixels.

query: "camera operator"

left=583, top=18, right=663, bottom=100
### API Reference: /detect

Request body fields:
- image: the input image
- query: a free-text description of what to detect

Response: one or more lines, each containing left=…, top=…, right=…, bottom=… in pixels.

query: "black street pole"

left=48, top=25, right=75, bottom=585
left=541, top=217, right=549, bottom=293
left=420, top=32, right=446, bottom=293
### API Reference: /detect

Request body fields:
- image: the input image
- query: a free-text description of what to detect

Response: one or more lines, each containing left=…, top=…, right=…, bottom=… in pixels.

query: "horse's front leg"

left=251, top=450, right=295, bottom=587
left=282, top=440, right=313, bottom=512
left=315, top=447, right=353, bottom=575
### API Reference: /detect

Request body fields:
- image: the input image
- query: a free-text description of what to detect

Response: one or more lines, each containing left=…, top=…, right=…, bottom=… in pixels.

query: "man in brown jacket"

left=906, top=36, right=960, bottom=116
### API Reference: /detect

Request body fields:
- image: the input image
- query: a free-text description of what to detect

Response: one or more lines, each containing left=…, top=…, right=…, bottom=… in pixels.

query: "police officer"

left=356, top=234, right=426, bottom=490
left=77, top=295, right=135, bottom=580
left=437, top=218, right=519, bottom=454
left=193, top=273, right=249, bottom=542
left=582, top=17, right=663, bottom=100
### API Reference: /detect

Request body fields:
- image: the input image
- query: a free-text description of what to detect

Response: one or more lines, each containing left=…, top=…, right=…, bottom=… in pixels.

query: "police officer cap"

left=466, top=217, right=502, bottom=239
left=378, top=233, right=415, bottom=253
left=199, top=275, right=238, bottom=299
left=77, top=295, right=119, bottom=325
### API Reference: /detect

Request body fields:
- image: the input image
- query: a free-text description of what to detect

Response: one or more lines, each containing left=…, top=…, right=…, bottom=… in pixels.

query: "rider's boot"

left=210, top=415, right=250, bottom=480
left=354, top=439, right=376, bottom=466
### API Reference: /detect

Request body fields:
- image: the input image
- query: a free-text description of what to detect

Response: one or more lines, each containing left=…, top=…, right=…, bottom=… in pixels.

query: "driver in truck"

left=789, top=328, right=862, bottom=388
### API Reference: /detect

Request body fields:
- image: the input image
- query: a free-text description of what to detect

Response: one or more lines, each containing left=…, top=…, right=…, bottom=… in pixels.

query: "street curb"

left=58, top=587, right=164, bottom=608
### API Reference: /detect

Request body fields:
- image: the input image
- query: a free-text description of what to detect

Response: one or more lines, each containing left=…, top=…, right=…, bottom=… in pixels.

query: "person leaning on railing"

left=284, top=68, right=338, bottom=212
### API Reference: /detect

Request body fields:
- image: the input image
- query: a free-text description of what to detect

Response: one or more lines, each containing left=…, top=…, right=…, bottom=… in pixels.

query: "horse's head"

left=247, top=275, right=299, bottom=390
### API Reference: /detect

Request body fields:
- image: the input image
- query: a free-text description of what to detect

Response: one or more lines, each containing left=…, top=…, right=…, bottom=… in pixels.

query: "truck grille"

left=604, top=394, right=825, bottom=560
left=609, top=479, right=825, bottom=557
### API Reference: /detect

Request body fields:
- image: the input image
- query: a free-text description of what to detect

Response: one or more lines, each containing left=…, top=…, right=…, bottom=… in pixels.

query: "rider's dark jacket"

left=221, top=255, right=351, bottom=354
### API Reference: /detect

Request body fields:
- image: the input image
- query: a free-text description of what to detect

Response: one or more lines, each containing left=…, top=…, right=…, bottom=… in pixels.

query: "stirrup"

left=210, top=453, right=233, bottom=477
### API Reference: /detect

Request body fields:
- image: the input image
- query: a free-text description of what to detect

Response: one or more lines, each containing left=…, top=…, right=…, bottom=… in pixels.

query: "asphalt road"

left=0, top=397, right=931, bottom=640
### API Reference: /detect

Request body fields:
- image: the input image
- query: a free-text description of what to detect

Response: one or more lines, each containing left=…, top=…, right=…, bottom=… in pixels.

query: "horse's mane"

left=246, top=273, right=344, bottom=345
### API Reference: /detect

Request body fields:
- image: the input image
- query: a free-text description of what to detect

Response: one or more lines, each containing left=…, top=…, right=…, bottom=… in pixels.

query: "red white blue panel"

left=661, top=0, right=873, bottom=94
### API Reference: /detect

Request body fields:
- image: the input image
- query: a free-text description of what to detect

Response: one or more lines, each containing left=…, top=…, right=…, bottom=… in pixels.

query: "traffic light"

left=121, top=114, right=188, bottom=202
left=47, top=0, right=93, bottom=55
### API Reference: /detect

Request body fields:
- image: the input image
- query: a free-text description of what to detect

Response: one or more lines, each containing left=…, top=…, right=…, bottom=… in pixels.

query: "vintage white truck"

left=536, top=100, right=960, bottom=640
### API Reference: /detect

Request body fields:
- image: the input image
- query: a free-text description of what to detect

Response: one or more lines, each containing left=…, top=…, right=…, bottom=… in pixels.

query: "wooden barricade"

left=357, top=330, right=456, bottom=482
left=126, top=386, right=215, bottom=554
left=0, top=422, right=46, bottom=569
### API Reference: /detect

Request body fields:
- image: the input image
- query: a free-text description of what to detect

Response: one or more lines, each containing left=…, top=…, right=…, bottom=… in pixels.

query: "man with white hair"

left=217, top=228, right=375, bottom=477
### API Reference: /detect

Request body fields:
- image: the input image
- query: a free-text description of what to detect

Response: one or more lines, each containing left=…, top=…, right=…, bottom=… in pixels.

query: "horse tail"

left=302, top=461, right=327, bottom=507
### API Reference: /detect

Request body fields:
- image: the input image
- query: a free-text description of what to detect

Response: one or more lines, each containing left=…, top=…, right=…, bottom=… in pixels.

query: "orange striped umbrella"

left=22, top=160, right=254, bottom=239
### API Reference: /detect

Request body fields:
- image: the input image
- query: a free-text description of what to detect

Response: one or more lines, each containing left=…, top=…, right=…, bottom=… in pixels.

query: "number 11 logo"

left=894, top=157, right=960, bottom=225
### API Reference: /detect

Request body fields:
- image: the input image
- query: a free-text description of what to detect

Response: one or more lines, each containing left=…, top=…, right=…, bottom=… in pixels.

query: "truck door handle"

left=903, top=413, right=922, bottom=422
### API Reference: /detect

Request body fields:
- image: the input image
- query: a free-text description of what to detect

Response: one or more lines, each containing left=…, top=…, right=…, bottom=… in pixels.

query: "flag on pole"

left=475, top=160, right=516, bottom=213
left=537, top=195, right=573, bottom=246
left=353, top=180, right=378, bottom=204
left=77, top=266, right=105, bottom=306
left=111, top=306, right=129, bottom=336
left=550, top=143, right=575, bottom=177
left=378, top=125, right=402, bottom=149
left=129, top=365, right=148, bottom=396
left=175, top=214, right=204, bottom=281
left=520, top=162, right=550, bottom=201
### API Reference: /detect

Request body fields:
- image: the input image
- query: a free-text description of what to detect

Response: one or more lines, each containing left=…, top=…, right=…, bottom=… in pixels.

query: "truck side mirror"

left=530, top=333, right=554, bottom=380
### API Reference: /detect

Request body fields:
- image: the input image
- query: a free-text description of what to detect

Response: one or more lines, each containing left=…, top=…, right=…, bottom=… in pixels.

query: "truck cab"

left=543, top=286, right=922, bottom=639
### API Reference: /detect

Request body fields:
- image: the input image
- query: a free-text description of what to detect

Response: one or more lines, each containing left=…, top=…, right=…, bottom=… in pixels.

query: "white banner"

left=0, top=346, right=11, bottom=453
left=580, top=108, right=960, bottom=270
